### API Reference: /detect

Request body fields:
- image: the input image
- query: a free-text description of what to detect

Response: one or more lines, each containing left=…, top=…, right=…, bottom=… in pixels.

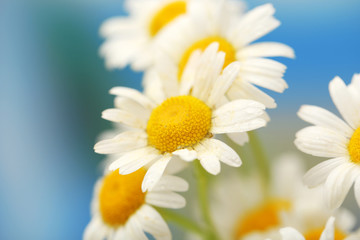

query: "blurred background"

left=0, top=0, right=359, bottom=239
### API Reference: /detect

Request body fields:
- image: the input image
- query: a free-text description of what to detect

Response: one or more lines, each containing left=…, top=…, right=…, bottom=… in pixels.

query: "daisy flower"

left=83, top=168, right=188, bottom=240
left=295, top=74, right=360, bottom=209
left=99, top=0, right=245, bottom=70
left=154, top=2, right=294, bottom=109
left=187, top=154, right=355, bottom=240
left=94, top=43, right=267, bottom=192
left=274, top=217, right=360, bottom=240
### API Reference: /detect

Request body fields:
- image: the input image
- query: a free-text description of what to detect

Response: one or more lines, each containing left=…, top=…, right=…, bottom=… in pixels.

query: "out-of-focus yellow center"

left=99, top=169, right=146, bottom=227
left=149, top=1, right=187, bottom=37
left=304, top=227, right=346, bottom=240
left=234, top=199, right=291, bottom=239
left=348, top=127, right=360, bottom=164
left=178, top=36, right=236, bottom=80
left=147, top=95, right=212, bottom=153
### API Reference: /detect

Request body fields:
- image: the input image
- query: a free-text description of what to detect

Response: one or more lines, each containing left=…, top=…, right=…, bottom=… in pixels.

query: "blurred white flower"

left=154, top=3, right=294, bottom=109
left=273, top=216, right=360, bottom=240
left=94, top=43, right=267, bottom=192
left=295, top=74, right=360, bottom=209
left=83, top=168, right=188, bottom=240
left=188, top=154, right=355, bottom=240
left=99, top=0, right=244, bottom=70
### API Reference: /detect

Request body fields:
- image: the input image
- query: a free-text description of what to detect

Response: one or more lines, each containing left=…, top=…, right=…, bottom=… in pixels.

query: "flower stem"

left=194, top=161, right=220, bottom=240
left=248, top=131, right=271, bottom=196
left=156, top=208, right=204, bottom=236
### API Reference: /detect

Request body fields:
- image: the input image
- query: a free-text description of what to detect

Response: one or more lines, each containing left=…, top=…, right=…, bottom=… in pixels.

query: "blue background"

left=0, top=0, right=359, bottom=239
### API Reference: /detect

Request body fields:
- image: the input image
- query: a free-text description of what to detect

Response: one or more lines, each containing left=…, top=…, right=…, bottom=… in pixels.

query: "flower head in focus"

left=94, top=43, right=267, bottom=192
left=295, top=74, right=360, bottom=209
left=83, top=168, right=188, bottom=240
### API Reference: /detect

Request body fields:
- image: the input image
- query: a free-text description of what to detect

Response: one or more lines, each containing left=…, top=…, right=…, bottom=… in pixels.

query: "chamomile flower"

left=295, top=74, right=360, bottom=209
left=275, top=217, right=360, bottom=240
left=155, top=3, right=294, bottom=109
left=190, top=154, right=355, bottom=240
left=99, top=0, right=245, bottom=70
left=94, top=43, right=267, bottom=192
left=83, top=168, right=188, bottom=240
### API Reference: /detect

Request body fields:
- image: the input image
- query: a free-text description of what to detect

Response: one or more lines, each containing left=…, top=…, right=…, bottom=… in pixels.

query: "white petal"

left=212, top=99, right=266, bottom=134
left=192, top=43, right=225, bottom=102
left=142, top=69, right=166, bottom=105
left=114, top=97, right=151, bottom=120
left=146, top=191, right=186, bottom=209
left=109, top=147, right=160, bottom=174
left=83, top=216, right=108, bottom=240
left=227, top=80, right=276, bottom=108
left=207, top=61, right=241, bottom=107
left=279, top=227, right=305, bottom=240
left=298, top=105, right=353, bottom=138
left=226, top=132, right=249, bottom=146
left=199, top=155, right=221, bottom=175
left=179, top=50, right=202, bottom=95
left=329, top=76, right=360, bottom=129
left=232, top=4, right=279, bottom=46
left=237, top=42, right=295, bottom=59
left=172, top=149, right=197, bottom=162
left=295, top=126, right=348, bottom=158
left=94, top=130, right=147, bottom=154
left=110, top=87, right=156, bottom=109
left=240, top=58, right=287, bottom=75
left=102, top=108, right=146, bottom=128
left=241, top=72, right=288, bottom=93
left=354, top=177, right=360, bottom=208
left=126, top=216, right=147, bottom=240
left=113, top=228, right=127, bottom=240
left=303, top=157, right=347, bottom=188
left=137, top=205, right=171, bottom=240
left=320, top=217, right=335, bottom=240
left=152, top=175, right=189, bottom=192
left=99, top=17, right=135, bottom=37
left=324, top=163, right=359, bottom=209
left=195, top=138, right=242, bottom=168
left=142, top=154, right=172, bottom=192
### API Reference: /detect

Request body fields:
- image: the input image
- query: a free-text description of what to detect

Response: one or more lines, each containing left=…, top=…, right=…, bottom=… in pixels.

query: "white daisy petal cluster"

left=95, top=43, right=267, bottom=192
left=188, top=154, right=357, bottom=240
left=295, top=74, right=360, bottom=209
left=84, top=0, right=308, bottom=239
left=84, top=169, right=188, bottom=240
left=155, top=2, right=294, bottom=109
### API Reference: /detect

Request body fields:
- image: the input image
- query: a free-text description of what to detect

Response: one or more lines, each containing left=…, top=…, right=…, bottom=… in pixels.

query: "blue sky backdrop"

left=0, top=0, right=359, bottom=239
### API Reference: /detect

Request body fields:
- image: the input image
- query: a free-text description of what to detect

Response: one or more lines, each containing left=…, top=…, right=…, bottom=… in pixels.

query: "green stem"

left=194, top=161, right=220, bottom=240
left=156, top=208, right=204, bottom=236
left=248, top=131, right=271, bottom=196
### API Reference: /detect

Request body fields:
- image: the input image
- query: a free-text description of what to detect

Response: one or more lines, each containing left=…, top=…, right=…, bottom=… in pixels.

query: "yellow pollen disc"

left=178, top=36, right=236, bottom=80
left=348, top=127, right=360, bottom=164
left=99, top=169, right=146, bottom=227
left=304, top=227, right=346, bottom=240
left=147, top=95, right=212, bottom=153
left=149, top=1, right=187, bottom=37
left=234, top=199, right=291, bottom=239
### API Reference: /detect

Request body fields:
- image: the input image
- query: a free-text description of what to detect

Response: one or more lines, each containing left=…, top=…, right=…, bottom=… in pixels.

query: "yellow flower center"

left=304, top=227, right=346, bottom=240
left=99, top=169, right=146, bottom=227
left=234, top=199, right=291, bottom=239
left=149, top=1, right=187, bottom=37
left=348, top=127, right=360, bottom=164
left=178, top=36, right=236, bottom=80
left=147, top=95, right=212, bottom=153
